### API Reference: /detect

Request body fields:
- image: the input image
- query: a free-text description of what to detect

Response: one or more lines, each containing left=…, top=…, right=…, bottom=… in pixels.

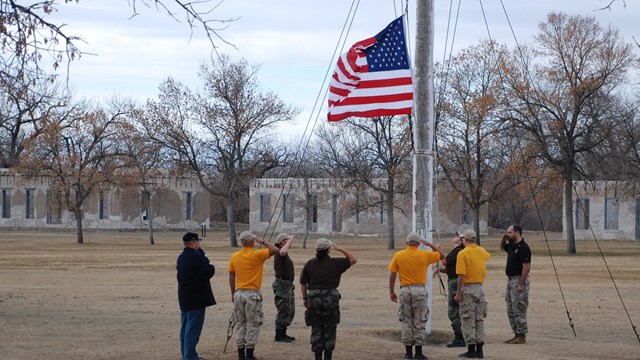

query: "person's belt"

left=401, top=283, right=425, bottom=288
left=508, top=275, right=522, bottom=280
left=275, top=277, right=293, bottom=282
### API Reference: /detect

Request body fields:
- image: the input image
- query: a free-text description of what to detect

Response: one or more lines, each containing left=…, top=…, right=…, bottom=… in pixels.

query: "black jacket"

left=177, top=247, right=216, bottom=311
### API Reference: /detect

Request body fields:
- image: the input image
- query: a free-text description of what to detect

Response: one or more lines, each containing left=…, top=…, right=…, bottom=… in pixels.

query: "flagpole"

left=412, top=0, right=435, bottom=334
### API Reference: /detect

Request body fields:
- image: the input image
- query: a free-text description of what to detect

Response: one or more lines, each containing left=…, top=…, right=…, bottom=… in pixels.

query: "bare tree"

left=21, top=101, right=127, bottom=243
left=314, top=115, right=412, bottom=249
left=0, top=56, right=71, bottom=168
left=436, top=40, right=522, bottom=244
left=140, top=56, right=298, bottom=247
left=502, top=12, right=635, bottom=253
left=0, top=0, right=237, bottom=76
left=116, top=110, right=169, bottom=245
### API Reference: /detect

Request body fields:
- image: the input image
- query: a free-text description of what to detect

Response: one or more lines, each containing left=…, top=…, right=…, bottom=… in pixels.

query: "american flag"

left=327, top=16, right=414, bottom=122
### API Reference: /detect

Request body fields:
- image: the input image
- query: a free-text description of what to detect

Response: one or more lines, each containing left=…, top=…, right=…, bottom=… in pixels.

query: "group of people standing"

left=426, top=225, right=531, bottom=359
left=176, top=230, right=356, bottom=360
left=175, top=224, right=530, bottom=360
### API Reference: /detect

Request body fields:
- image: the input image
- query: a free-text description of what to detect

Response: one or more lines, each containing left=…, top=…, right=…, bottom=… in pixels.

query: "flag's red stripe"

left=333, top=92, right=413, bottom=106
left=327, top=107, right=412, bottom=122
left=356, top=76, right=413, bottom=88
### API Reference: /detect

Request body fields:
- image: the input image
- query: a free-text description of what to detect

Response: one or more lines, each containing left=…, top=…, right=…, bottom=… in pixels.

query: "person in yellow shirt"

left=389, top=232, right=444, bottom=360
left=228, top=231, right=279, bottom=360
left=454, top=229, right=492, bottom=359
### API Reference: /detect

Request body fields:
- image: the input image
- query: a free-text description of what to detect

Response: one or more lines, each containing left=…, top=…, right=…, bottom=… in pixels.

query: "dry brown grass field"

left=1, top=228, right=639, bottom=360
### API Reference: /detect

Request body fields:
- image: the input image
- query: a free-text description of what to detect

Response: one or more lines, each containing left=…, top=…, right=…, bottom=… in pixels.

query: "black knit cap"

left=182, top=232, right=201, bottom=242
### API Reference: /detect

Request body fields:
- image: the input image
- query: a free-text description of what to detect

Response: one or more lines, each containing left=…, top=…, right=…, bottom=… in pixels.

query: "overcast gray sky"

left=49, top=0, right=638, bottom=137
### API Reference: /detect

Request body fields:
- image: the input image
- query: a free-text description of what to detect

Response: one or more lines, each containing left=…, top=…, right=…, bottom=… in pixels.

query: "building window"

left=25, top=189, right=35, bottom=219
left=1, top=189, right=11, bottom=218
left=282, top=194, right=294, bottom=223
left=380, top=194, right=385, bottom=224
left=332, top=194, right=341, bottom=231
left=575, top=198, right=590, bottom=229
left=184, top=192, right=192, bottom=220
left=98, top=191, right=109, bottom=220
left=604, top=197, right=618, bottom=230
left=308, top=194, right=318, bottom=227
left=259, top=194, right=271, bottom=222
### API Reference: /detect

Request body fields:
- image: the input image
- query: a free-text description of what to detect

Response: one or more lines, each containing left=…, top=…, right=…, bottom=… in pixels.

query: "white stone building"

left=249, top=178, right=488, bottom=237
left=568, top=181, right=640, bottom=240
left=0, top=172, right=211, bottom=230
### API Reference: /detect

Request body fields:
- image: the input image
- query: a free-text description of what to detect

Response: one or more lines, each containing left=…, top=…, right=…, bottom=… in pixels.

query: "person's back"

left=457, top=243, right=490, bottom=284
left=300, top=238, right=356, bottom=360
left=228, top=231, right=279, bottom=360
left=229, top=246, right=270, bottom=290
left=454, top=229, right=491, bottom=359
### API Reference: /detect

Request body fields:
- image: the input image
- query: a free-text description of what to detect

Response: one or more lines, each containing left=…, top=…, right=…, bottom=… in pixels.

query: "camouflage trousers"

left=447, top=278, right=462, bottom=333
left=459, top=283, right=487, bottom=345
left=233, top=289, right=264, bottom=349
left=306, top=288, right=341, bottom=353
left=397, top=285, right=429, bottom=346
left=272, top=278, right=296, bottom=331
left=505, top=277, right=529, bottom=335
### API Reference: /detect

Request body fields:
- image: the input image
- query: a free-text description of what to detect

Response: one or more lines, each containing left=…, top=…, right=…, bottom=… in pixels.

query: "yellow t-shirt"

left=455, top=243, right=491, bottom=283
left=388, top=246, right=441, bottom=286
left=228, top=247, right=271, bottom=289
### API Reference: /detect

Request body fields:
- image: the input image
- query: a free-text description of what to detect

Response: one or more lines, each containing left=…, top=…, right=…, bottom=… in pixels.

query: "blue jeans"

left=180, top=308, right=206, bottom=360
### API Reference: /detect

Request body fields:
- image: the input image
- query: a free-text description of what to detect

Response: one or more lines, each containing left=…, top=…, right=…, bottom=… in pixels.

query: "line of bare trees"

left=1, top=7, right=639, bottom=253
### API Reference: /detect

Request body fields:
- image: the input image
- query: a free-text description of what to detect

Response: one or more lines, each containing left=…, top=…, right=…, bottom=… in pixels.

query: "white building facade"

left=567, top=181, right=640, bottom=240
left=249, top=178, right=488, bottom=237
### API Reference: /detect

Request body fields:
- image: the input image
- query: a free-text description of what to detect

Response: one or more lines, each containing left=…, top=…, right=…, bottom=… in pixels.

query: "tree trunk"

left=564, top=178, right=576, bottom=254
left=304, top=205, right=310, bottom=250
left=226, top=200, right=238, bottom=247
left=473, top=206, right=481, bottom=245
left=147, top=191, right=154, bottom=245
left=386, top=184, right=395, bottom=250
left=75, top=208, right=83, bottom=244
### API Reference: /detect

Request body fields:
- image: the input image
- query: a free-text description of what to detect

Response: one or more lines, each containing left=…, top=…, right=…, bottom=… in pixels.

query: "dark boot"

left=403, top=345, right=413, bottom=359
left=476, top=343, right=484, bottom=359
left=314, top=351, right=323, bottom=360
left=324, top=350, right=332, bottom=360
left=414, top=345, right=428, bottom=360
left=458, top=344, right=476, bottom=358
left=283, top=328, right=296, bottom=341
left=245, top=347, right=259, bottom=360
left=275, top=329, right=293, bottom=343
left=447, top=331, right=466, bottom=348
left=237, top=347, right=245, bottom=360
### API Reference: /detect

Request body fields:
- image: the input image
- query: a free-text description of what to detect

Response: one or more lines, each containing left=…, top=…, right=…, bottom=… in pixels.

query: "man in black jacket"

left=177, top=232, right=216, bottom=360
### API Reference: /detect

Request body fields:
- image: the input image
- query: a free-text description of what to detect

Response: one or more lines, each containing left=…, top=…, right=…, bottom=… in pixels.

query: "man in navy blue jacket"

left=177, top=232, right=216, bottom=360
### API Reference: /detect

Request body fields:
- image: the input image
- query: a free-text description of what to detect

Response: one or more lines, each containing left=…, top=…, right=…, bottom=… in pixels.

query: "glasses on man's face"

left=459, top=237, right=466, bottom=241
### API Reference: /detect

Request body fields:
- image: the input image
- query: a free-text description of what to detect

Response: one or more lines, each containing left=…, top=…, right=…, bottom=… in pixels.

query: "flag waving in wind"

left=327, top=16, right=414, bottom=122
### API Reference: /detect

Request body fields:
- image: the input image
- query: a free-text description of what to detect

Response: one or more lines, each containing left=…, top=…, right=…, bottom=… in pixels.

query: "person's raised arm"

left=500, top=233, right=509, bottom=251
left=256, top=238, right=279, bottom=255
left=420, top=238, right=445, bottom=259
left=279, top=236, right=293, bottom=256
left=332, top=243, right=357, bottom=265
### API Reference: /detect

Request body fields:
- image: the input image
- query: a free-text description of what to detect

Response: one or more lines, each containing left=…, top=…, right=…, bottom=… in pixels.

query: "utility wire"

left=572, top=183, right=640, bottom=345
left=479, top=0, right=578, bottom=336
left=259, top=0, right=361, bottom=243
left=496, top=0, right=639, bottom=344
